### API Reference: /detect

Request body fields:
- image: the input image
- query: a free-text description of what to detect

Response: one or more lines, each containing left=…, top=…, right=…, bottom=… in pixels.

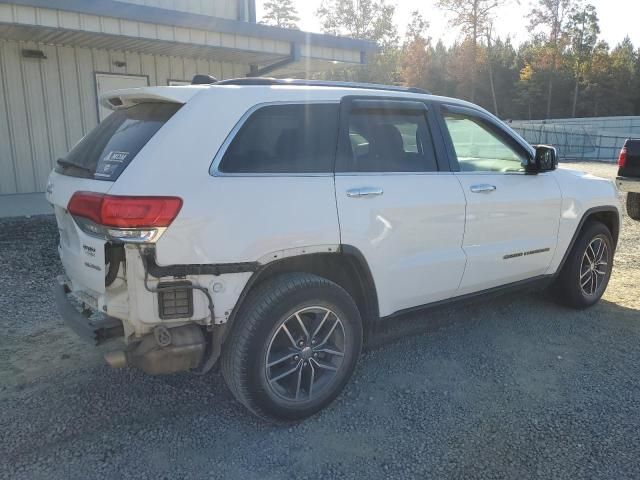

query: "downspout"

left=247, top=0, right=258, bottom=74
left=247, top=43, right=301, bottom=77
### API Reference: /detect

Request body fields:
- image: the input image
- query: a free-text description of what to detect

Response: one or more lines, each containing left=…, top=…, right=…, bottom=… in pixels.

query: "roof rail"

left=213, top=77, right=431, bottom=95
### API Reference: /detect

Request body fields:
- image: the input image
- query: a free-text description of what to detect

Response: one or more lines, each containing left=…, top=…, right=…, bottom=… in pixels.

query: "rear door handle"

left=470, top=184, right=497, bottom=193
left=346, top=187, right=384, bottom=198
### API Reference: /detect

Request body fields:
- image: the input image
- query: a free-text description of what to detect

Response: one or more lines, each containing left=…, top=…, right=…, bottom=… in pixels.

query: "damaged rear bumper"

left=54, top=276, right=123, bottom=345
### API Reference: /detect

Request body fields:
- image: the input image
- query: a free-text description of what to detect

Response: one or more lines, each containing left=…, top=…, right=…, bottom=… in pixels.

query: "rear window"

left=56, top=103, right=181, bottom=181
left=218, top=104, right=339, bottom=174
left=626, top=139, right=640, bottom=156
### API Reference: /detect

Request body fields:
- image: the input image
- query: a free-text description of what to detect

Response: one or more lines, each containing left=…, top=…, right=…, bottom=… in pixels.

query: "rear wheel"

left=627, top=192, right=640, bottom=221
left=221, top=273, right=362, bottom=422
left=552, top=221, right=614, bottom=309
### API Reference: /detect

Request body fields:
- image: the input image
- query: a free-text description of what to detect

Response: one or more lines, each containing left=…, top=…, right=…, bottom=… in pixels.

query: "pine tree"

left=317, top=0, right=399, bottom=83
left=566, top=3, right=600, bottom=117
left=261, top=0, right=300, bottom=30
left=528, top=0, right=573, bottom=118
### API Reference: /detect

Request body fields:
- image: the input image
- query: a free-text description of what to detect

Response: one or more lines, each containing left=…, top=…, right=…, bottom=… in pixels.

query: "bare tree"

left=437, top=0, right=504, bottom=102
left=485, top=23, right=499, bottom=115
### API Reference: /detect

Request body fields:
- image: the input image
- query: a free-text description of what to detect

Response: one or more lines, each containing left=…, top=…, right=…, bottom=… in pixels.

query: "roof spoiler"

left=99, top=86, right=202, bottom=111
left=191, top=74, right=218, bottom=85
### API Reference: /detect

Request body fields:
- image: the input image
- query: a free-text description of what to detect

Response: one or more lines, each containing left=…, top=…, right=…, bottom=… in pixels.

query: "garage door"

left=95, top=73, right=149, bottom=122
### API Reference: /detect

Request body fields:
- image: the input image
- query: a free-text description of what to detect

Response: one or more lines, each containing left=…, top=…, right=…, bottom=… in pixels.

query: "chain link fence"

left=508, top=117, right=640, bottom=162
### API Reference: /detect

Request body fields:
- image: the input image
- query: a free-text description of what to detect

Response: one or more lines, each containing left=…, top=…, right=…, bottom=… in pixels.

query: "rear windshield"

left=55, top=103, right=181, bottom=181
left=626, top=139, right=640, bottom=156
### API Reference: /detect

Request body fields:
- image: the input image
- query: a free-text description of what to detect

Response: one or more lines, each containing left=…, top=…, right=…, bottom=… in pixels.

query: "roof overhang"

left=0, top=0, right=376, bottom=75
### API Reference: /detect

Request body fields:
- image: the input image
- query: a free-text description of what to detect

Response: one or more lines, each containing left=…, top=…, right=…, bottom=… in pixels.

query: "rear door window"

left=56, top=103, right=181, bottom=181
left=218, top=104, right=339, bottom=174
left=339, top=106, right=438, bottom=173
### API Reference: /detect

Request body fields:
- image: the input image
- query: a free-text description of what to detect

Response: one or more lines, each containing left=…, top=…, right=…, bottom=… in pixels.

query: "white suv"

left=48, top=78, right=622, bottom=421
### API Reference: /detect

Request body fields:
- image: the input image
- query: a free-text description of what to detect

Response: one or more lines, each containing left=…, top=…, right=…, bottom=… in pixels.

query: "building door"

left=95, top=73, right=149, bottom=121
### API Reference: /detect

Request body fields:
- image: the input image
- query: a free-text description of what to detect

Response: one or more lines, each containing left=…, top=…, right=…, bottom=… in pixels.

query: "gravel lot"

left=1, top=162, right=639, bottom=479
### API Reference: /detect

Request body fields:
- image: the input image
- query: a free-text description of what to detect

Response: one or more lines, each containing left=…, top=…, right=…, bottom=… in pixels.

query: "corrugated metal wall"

left=119, top=0, right=240, bottom=19
left=0, top=39, right=249, bottom=194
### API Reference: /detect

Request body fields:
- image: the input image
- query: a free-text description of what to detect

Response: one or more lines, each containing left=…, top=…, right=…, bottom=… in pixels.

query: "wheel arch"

left=555, top=205, right=621, bottom=275
left=223, top=245, right=380, bottom=345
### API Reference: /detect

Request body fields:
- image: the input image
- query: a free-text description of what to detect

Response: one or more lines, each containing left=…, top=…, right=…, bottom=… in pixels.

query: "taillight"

left=68, top=192, right=182, bottom=243
left=618, top=147, right=627, bottom=168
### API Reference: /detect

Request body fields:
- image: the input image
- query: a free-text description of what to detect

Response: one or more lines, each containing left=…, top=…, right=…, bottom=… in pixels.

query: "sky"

left=256, top=0, right=640, bottom=48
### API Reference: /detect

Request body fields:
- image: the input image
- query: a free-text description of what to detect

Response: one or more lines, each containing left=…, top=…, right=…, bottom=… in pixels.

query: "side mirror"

left=529, top=145, right=558, bottom=172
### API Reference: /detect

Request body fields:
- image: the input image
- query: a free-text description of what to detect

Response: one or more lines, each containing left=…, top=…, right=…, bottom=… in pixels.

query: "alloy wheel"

left=265, top=306, right=346, bottom=402
left=579, top=236, right=609, bottom=296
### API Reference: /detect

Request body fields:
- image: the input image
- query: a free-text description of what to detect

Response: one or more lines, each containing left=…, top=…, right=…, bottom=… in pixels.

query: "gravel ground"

left=1, top=162, right=639, bottom=479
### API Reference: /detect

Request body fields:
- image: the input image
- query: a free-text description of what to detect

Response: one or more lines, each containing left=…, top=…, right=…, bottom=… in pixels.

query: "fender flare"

left=222, top=244, right=380, bottom=342
left=554, top=205, right=621, bottom=276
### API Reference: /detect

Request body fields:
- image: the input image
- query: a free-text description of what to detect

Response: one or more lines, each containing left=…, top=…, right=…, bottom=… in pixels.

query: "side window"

left=443, top=113, right=527, bottom=173
left=219, top=104, right=338, bottom=173
left=342, top=108, right=438, bottom=172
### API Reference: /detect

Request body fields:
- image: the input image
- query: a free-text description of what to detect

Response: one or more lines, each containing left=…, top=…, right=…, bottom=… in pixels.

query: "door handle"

left=470, top=184, right=497, bottom=193
left=346, top=187, right=384, bottom=198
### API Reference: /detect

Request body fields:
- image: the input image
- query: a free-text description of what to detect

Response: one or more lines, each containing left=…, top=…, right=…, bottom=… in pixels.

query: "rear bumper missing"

left=54, top=278, right=123, bottom=345
left=616, top=176, right=640, bottom=193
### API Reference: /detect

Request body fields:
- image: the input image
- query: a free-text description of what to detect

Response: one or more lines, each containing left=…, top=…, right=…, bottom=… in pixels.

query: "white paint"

left=48, top=84, right=622, bottom=340
left=95, top=73, right=149, bottom=121
left=335, top=173, right=467, bottom=316
left=454, top=172, right=562, bottom=294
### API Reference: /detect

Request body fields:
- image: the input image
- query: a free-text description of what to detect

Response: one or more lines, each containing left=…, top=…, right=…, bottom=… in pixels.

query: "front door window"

left=443, top=113, right=526, bottom=173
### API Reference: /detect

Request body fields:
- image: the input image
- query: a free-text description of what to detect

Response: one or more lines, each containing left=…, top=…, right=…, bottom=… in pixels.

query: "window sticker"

left=95, top=151, right=130, bottom=178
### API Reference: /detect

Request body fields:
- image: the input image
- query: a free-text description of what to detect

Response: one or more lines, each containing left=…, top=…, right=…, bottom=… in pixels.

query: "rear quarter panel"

left=109, top=87, right=342, bottom=265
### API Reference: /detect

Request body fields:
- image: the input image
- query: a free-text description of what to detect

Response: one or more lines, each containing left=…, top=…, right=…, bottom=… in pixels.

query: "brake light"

left=68, top=192, right=182, bottom=242
left=618, top=147, right=627, bottom=168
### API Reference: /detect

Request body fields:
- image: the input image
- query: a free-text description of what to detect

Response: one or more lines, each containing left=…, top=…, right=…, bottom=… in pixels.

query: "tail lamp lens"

left=67, top=192, right=182, bottom=242
left=618, top=147, right=627, bottom=168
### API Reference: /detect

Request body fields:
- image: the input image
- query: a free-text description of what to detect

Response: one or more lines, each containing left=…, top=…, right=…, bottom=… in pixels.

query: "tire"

left=627, top=192, right=640, bottom=221
left=221, top=273, right=363, bottom=422
left=552, top=221, right=614, bottom=309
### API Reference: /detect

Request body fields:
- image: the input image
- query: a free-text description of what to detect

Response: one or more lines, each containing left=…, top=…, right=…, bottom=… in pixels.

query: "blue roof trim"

left=1, top=0, right=377, bottom=53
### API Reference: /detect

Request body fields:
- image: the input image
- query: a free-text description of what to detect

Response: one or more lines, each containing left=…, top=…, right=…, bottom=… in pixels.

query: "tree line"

left=261, top=0, right=640, bottom=120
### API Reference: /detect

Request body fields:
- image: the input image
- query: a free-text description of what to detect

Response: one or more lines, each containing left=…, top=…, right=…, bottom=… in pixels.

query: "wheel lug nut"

left=314, top=353, right=318, bottom=358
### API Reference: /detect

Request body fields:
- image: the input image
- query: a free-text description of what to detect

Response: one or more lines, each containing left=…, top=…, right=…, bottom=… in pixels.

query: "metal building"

left=0, top=0, right=374, bottom=206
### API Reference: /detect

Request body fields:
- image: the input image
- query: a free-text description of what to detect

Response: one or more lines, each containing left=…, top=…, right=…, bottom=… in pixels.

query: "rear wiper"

left=56, top=158, right=93, bottom=174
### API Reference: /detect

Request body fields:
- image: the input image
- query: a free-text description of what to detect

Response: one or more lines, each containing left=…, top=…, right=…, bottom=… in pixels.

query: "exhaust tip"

left=104, top=350, right=128, bottom=369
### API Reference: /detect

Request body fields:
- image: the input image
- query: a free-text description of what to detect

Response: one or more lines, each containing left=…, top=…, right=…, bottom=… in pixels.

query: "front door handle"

left=470, top=184, right=497, bottom=193
left=346, top=187, right=384, bottom=198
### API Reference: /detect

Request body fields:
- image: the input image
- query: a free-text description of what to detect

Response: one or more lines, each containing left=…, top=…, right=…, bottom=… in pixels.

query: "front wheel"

left=221, top=273, right=362, bottom=422
left=552, top=221, right=614, bottom=309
